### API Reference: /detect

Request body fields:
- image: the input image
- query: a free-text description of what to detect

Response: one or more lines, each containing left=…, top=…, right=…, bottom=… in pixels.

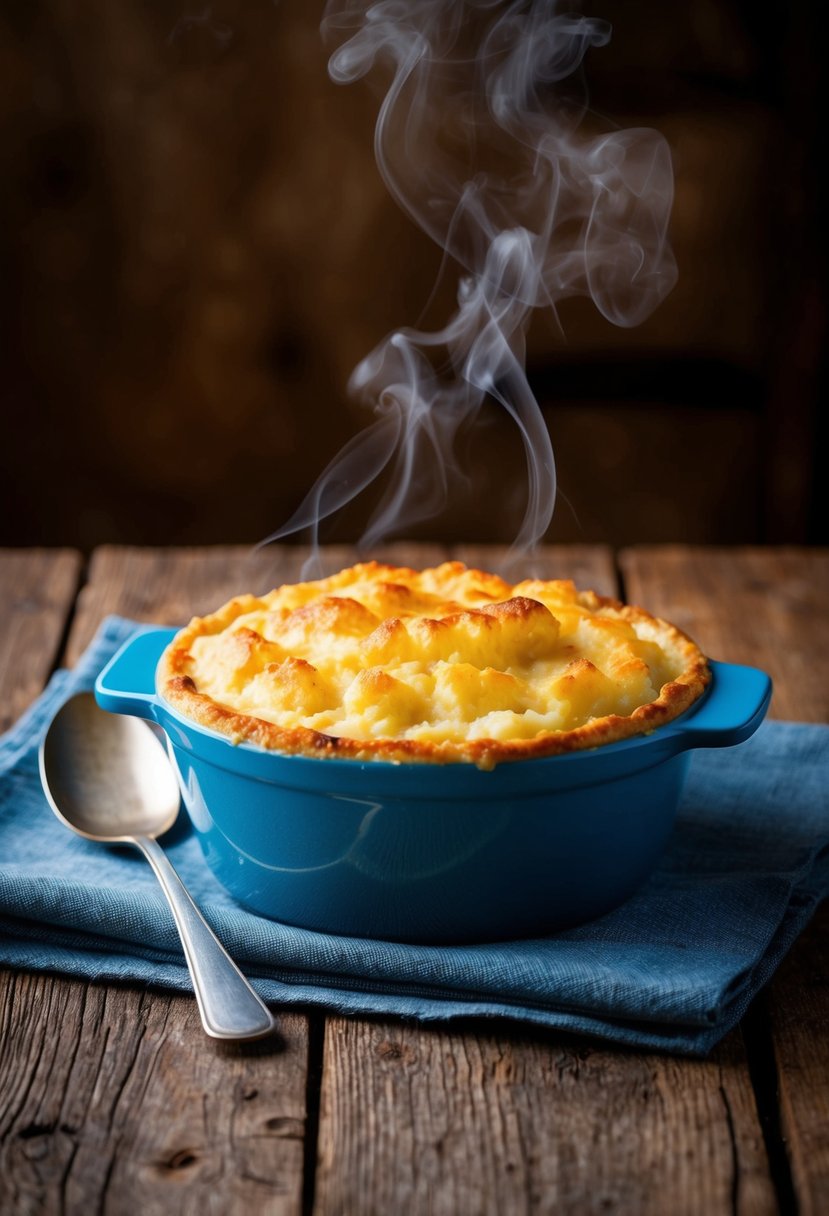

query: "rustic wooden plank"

left=0, top=548, right=85, bottom=1209
left=0, top=548, right=82, bottom=732
left=315, top=1019, right=773, bottom=1216
left=620, top=544, right=829, bottom=1216
left=1, top=545, right=316, bottom=1215
left=314, top=544, right=775, bottom=1215
left=0, top=972, right=308, bottom=1216
left=769, top=904, right=829, bottom=1216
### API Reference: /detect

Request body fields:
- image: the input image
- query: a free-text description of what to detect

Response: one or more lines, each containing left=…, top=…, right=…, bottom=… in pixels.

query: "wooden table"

left=1, top=543, right=827, bottom=1215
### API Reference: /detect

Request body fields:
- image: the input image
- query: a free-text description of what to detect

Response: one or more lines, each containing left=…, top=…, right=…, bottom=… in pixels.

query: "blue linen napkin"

left=1, top=617, right=827, bottom=1056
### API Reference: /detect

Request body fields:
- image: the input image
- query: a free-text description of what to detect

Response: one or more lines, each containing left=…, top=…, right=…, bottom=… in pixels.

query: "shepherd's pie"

left=158, top=561, right=710, bottom=769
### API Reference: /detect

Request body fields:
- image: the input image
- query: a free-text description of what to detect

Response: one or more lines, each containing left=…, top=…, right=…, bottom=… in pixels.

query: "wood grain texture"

left=771, top=905, right=829, bottom=1216
left=0, top=972, right=308, bottom=1216
left=312, top=545, right=775, bottom=1215
left=621, top=544, right=829, bottom=1216
left=0, top=548, right=82, bottom=732
left=314, top=1020, right=774, bottom=1216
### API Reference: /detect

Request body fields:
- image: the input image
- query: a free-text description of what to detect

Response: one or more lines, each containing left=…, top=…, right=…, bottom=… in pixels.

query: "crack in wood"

left=16, top=1121, right=57, bottom=1141
left=743, top=999, right=800, bottom=1216
left=301, top=1014, right=325, bottom=1216
left=719, top=1082, right=741, bottom=1216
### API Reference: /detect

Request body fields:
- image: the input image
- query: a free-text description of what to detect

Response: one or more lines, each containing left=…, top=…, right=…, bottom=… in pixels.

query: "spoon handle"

left=134, top=835, right=276, bottom=1040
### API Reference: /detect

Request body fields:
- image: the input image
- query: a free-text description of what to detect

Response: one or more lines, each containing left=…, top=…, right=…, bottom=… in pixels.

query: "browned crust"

left=157, top=561, right=711, bottom=769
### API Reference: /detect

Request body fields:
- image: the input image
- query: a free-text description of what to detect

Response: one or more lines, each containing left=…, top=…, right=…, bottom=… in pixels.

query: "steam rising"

left=265, top=0, right=677, bottom=565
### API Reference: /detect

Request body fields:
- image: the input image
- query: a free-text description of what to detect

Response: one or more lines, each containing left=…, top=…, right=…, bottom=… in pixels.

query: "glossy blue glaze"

left=95, top=629, right=772, bottom=943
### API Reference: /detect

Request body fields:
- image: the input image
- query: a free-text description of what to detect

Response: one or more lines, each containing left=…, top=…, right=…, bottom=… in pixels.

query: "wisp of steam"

left=264, top=0, right=677, bottom=570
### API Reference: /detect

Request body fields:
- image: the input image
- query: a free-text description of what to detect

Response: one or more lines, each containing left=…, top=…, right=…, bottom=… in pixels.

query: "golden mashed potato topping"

left=158, top=562, right=710, bottom=768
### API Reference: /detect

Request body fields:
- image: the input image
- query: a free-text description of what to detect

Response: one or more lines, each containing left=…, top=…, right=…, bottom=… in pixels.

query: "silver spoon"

left=39, top=692, right=276, bottom=1042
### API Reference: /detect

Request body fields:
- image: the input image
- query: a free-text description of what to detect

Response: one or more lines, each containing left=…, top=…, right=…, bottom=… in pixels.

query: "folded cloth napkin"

left=1, top=617, right=827, bottom=1056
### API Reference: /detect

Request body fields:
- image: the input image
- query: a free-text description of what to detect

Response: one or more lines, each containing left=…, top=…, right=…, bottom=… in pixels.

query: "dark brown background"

left=1, top=0, right=824, bottom=553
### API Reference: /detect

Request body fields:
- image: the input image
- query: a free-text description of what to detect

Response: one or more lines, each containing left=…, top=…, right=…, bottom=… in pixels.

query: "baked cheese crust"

left=158, top=561, right=711, bottom=768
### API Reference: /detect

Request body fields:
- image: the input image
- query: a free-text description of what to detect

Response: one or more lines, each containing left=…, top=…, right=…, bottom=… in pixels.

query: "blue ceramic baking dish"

left=95, top=628, right=771, bottom=944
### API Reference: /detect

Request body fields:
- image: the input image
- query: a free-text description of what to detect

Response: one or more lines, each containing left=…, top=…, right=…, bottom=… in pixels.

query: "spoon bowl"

left=40, top=692, right=276, bottom=1041
left=41, top=692, right=180, bottom=843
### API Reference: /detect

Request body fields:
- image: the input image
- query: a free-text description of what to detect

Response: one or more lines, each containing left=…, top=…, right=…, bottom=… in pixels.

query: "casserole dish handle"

left=95, top=627, right=177, bottom=721
left=667, top=660, right=772, bottom=750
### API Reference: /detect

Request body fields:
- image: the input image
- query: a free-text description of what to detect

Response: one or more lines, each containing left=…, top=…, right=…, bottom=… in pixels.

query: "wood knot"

left=376, top=1040, right=403, bottom=1059
left=264, top=1116, right=304, bottom=1138
left=164, top=1149, right=199, bottom=1170
left=17, top=1122, right=56, bottom=1140
left=375, top=1039, right=416, bottom=1065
